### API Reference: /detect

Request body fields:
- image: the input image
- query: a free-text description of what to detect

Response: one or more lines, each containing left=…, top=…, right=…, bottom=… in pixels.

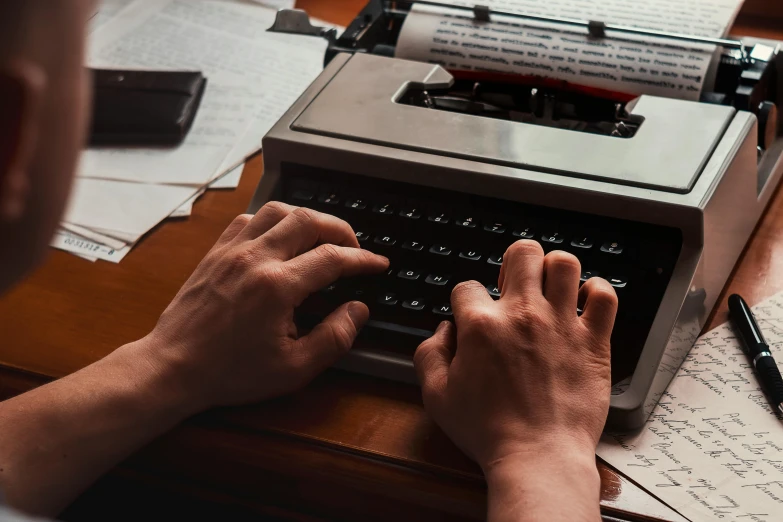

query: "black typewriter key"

left=373, top=203, right=394, bottom=215
left=426, top=274, right=450, bottom=286
left=402, top=240, right=424, bottom=252
left=355, top=231, right=370, bottom=243
left=346, top=199, right=367, bottom=210
left=455, top=217, right=477, bottom=228
left=292, top=189, right=314, bottom=201
left=601, top=241, right=624, bottom=254
left=428, top=212, right=449, bottom=224
left=486, top=284, right=501, bottom=298
left=541, top=232, right=564, bottom=244
left=608, top=276, right=627, bottom=288
left=398, top=269, right=422, bottom=281
left=488, top=253, right=504, bottom=266
left=374, top=235, right=397, bottom=246
left=400, top=207, right=422, bottom=220
left=403, top=299, right=426, bottom=311
left=318, top=193, right=340, bottom=205
left=322, top=283, right=338, bottom=294
left=512, top=227, right=535, bottom=239
left=459, top=250, right=482, bottom=261
left=580, top=270, right=600, bottom=282
left=378, top=293, right=399, bottom=306
left=571, top=237, right=594, bottom=249
left=430, top=244, right=452, bottom=256
left=484, top=223, right=506, bottom=234
left=433, top=304, right=453, bottom=316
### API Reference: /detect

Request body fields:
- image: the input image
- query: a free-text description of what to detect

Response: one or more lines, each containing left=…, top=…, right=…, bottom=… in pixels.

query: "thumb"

left=414, top=321, right=455, bottom=416
left=295, top=301, right=368, bottom=376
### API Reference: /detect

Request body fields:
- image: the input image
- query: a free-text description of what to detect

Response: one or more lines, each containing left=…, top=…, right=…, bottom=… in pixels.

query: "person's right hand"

left=136, top=202, right=389, bottom=411
left=414, top=240, right=618, bottom=521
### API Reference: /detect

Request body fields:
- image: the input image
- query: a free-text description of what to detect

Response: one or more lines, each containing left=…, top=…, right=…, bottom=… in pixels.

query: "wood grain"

left=2, top=1, right=783, bottom=520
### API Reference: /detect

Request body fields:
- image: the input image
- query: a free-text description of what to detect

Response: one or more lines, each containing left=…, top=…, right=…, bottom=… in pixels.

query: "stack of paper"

left=57, top=0, right=333, bottom=262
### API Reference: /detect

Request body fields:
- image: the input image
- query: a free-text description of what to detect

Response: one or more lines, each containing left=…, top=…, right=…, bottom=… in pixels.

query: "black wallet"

left=89, top=69, right=207, bottom=147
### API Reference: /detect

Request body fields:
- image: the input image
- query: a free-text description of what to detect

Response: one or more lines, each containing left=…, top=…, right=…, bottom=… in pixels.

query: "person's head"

left=0, top=1, right=95, bottom=294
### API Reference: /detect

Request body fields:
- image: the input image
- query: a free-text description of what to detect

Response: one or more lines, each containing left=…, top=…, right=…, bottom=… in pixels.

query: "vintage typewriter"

left=249, top=1, right=783, bottom=429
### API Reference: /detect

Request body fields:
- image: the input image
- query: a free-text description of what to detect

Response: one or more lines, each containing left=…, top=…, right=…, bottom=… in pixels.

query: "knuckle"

left=505, top=239, right=544, bottom=260
left=459, top=309, right=497, bottom=338
left=291, top=206, right=317, bottom=224
left=226, top=247, right=257, bottom=273
left=452, top=280, right=482, bottom=296
left=255, top=262, right=290, bottom=295
left=546, top=250, right=581, bottom=271
left=231, top=213, right=253, bottom=227
left=314, top=243, right=343, bottom=265
left=589, top=280, right=619, bottom=306
left=326, top=320, right=355, bottom=352
left=261, top=201, right=291, bottom=219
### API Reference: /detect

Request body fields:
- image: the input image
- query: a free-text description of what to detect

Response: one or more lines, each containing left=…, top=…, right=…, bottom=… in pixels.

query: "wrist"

left=484, top=444, right=601, bottom=522
left=109, top=335, right=210, bottom=420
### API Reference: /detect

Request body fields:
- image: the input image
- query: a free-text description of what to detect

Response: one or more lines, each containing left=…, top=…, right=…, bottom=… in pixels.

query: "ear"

left=0, top=61, right=45, bottom=222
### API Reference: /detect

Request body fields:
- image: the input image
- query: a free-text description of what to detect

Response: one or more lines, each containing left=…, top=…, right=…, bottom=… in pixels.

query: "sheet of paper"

left=90, top=0, right=135, bottom=33
left=210, top=162, right=245, bottom=190
left=597, top=292, right=783, bottom=522
left=63, top=178, right=199, bottom=241
left=51, top=229, right=133, bottom=264
left=79, top=83, right=254, bottom=185
left=89, top=0, right=330, bottom=173
left=60, top=223, right=128, bottom=250
left=396, top=0, right=744, bottom=100
left=439, top=0, right=744, bottom=37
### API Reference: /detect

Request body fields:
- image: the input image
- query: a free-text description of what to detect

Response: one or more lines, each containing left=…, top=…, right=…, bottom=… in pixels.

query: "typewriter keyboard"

left=278, top=164, right=683, bottom=380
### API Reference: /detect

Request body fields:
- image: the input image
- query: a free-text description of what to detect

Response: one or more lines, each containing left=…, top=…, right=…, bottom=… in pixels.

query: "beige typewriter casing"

left=249, top=53, right=783, bottom=429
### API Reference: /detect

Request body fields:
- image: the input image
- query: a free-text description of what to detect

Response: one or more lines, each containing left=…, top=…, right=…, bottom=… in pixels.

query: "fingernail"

left=436, top=321, right=450, bottom=333
left=347, top=302, right=367, bottom=327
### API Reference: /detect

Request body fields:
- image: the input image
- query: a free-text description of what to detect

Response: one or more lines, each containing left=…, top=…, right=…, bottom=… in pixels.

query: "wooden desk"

left=2, top=2, right=783, bottom=521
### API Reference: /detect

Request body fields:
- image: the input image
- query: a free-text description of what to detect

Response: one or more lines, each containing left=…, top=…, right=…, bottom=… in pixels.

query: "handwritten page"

left=396, top=0, right=744, bottom=100
left=597, top=292, right=783, bottom=522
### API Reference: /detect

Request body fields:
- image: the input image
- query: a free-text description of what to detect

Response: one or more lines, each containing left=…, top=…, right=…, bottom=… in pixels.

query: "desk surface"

left=3, top=2, right=783, bottom=521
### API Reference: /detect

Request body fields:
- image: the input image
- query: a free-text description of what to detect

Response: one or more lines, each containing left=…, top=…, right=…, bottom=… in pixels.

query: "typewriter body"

left=249, top=1, right=783, bottom=429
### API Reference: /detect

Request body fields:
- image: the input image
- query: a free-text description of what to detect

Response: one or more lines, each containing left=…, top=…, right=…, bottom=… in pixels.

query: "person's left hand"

left=134, top=202, right=389, bottom=410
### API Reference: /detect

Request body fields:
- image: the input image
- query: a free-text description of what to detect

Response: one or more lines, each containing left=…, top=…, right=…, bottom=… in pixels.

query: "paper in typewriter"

left=597, top=291, right=783, bottom=522
left=396, top=0, right=746, bottom=100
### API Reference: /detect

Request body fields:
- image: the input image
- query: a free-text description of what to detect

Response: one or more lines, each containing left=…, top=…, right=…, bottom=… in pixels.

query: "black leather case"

left=89, top=69, right=207, bottom=146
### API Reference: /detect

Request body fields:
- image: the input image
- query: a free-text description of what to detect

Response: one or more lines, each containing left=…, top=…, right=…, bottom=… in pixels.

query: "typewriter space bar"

left=364, top=320, right=435, bottom=340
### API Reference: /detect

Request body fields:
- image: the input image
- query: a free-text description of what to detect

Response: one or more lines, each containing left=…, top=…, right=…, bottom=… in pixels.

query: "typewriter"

left=249, top=1, right=783, bottom=429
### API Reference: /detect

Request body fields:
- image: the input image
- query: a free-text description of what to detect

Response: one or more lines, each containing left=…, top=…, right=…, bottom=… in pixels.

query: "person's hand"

left=414, top=240, right=618, bottom=521
left=139, top=202, right=389, bottom=410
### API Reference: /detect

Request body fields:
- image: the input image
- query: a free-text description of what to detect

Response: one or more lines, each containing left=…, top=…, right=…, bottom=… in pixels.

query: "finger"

left=215, top=214, right=253, bottom=247
left=543, top=251, right=581, bottom=313
left=235, top=201, right=297, bottom=242
left=284, top=244, right=389, bottom=304
left=414, top=321, right=456, bottom=417
left=578, top=277, right=619, bottom=341
left=257, top=207, right=360, bottom=259
left=499, top=240, right=545, bottom=299
left=451, top=280, right=494, bottom=322
left=294, top=301, right=368, bottom=379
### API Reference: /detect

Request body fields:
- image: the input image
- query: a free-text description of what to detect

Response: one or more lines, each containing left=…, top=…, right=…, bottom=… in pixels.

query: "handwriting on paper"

left=597, top=292, right=783, bottom=522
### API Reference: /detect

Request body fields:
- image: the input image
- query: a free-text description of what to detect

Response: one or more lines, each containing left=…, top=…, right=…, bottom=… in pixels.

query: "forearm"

left=0, top=337, right=201, bottom=516
left=484, top=449, right=602, bottom=522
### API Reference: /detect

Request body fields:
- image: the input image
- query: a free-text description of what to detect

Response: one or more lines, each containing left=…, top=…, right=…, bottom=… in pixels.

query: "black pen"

left=728, top=294, right=783, bottom=415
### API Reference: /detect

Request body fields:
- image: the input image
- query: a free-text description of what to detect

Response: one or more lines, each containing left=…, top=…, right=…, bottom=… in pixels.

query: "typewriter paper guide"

left=291, top=54, right=735, bottom=193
